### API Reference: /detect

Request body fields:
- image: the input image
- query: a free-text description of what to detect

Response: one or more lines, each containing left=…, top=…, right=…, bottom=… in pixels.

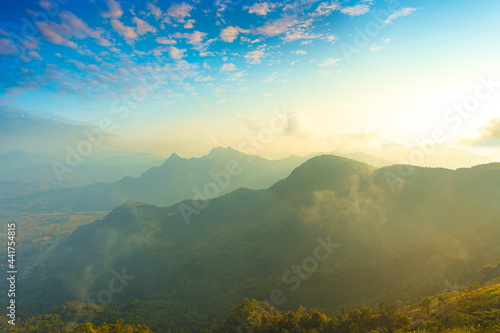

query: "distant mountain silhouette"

left=1, top=147, right=313, bottom=212
left=21, top=155, right=500, bottom=316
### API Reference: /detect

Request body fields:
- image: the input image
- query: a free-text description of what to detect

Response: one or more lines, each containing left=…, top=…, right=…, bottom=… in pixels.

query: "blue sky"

left=1, top=0, right=500, bottom=165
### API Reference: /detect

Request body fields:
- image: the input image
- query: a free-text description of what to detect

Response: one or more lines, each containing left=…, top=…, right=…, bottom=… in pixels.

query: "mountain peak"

left=207, top=146, right=241, bottom=157
left=167, top=152, right=182, bottom=160
left=270, top=154, right=374, bottom=195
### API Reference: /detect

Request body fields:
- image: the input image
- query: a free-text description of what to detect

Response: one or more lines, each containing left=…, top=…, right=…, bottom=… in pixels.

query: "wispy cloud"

left=147, top=2, right=163, bottom=20
left=385, top=7, right=420, bottom=24
left=480, top=118, right=500, bottom=139
left=166, top=2, right=193, bottom=22
left=255, top=16, right=298, bottom=37
left=220, top=26, right=248, bottom=42
left=168, top=46, right=186, bottom=60
left=244, top=2, right=275, bottom=16
left=155, top=37, right=176, bottom=45
left=315, top=3, right=339, bottom=16
left=36, top=21, right=78, bottom=49
left=110, top=19, right=137, bottom=43
left=101, top=0, right=123, bottom=18
left=133, top=17, right=157, bottom=35
left=0, top=38, right=19, bottom=55
left=340, top=4, right=370, bottom=16
left=318, top=58, right=342, bottom=67
left=245, top=49, right=266, bottom=64
left=220, top=63, right=236, bottom=72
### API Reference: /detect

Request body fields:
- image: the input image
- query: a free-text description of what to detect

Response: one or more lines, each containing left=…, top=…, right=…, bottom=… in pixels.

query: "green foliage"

left=0, top=315, right=151, bottom=333
left=209, top=283, right=500, bottom=333
left=13, top=156, right=500, bottom=321
left=7, top=156, right=500, bottom=332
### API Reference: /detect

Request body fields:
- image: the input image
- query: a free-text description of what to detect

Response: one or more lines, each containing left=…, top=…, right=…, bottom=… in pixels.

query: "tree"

left=420, top=296, right=432, bottom=318
left=394, top=315, right=411, bottom=332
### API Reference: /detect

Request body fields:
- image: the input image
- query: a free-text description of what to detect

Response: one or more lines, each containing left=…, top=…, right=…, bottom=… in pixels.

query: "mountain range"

left=0, top=147, right=307, bottom=212
left=14, top=154, right=500, bottom=321
left=0, top=150, right=164, bottom=197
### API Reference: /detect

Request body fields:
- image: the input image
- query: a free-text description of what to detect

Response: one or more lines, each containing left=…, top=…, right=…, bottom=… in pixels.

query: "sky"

left=1, top=0, right=500, bottom=167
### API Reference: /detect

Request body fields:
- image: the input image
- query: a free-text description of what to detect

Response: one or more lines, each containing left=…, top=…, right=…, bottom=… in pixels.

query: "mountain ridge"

left=16, top=154, right=500, bottom=318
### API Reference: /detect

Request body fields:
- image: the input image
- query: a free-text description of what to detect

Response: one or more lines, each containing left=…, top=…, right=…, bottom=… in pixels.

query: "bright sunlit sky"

left=1, top=0, right=500, bottom=165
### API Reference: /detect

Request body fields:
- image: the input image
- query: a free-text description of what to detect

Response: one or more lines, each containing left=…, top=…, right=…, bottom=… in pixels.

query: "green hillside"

left=8, top=155, right=499, bottom=321
left=0, top=147, right=309, bottom=212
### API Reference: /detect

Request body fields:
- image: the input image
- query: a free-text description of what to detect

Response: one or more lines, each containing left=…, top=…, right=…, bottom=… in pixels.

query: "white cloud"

left=20, top=53, right=31, bottom=62
left=240, top=36, right=261, bottom=44
left=36, top=21, right=78, bottom=49
left=195, top=75, right=214, bottom=82
left=147, top=2, right=163, bottom=20
left=479, top=118, right=500, bottom=140
left=220, top=63, right=236, bottom=71
left=220, top=26, right=248, bottom=43
left=369, top=44, right=383, bottom=52
left=184, top=19, right=195, bottom=29
left=284, top=28, right=322, bottom=42
left=263, top=71, right=278, bottom=83
left=67, top=59, right=85, bottom=70
left=155, top=37, right=176, bottom=44
left=256, top=16, right=298, bottom=37
left=110, top=19, right=137, bottom=43
left=385, top=7, right=420, bottom=24
left=318, top=58, right=341, bottom=67
left=244, top=2, right=275, bottom=16
left=39, top=0, right=54, bottom=10
left=98, top=38, right=112, bottom=46
left=182, top=31, right=206, bottom=45
left=291, top=50, right=307, bottom=55
left=214, top=0, right=233, bottom=12
left=167, top=2, right=193, bottom=22
left=263, top=93, right=272, bottom=97
left=280, top=18, right=331, bottom=43
left=133, top=17, right=157, bottom=35
left=59, top=11, right=103, bottom=40
left=102, top=0, right=123, bottom=18
left=21, top=39, right=39, bottom=50
left=244, top=49, right=266, bottom=64
left=27, top=50, right=43, bottom=60
left=53, top=12, right=114, bottom=48
left=86, top=64, right=100, bottom=72
left=315, top=3, right=339, bottom=16
left=226, top=71, right=246, bottom=81
left=340, top=4, right=370, bottom=16
left=283, top=109, right=314, bottom=138
left=0, top=38, right=19, bottom=55
left=324, top=34, right=338, bottom=43
left=168, top=46, right=186, bottom=60
left=369, top=38, right=391, bottom=53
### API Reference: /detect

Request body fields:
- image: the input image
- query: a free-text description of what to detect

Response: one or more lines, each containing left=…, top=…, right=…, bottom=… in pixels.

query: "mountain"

left=372, top=145, right=497, bottom=170
left=1, top=147, right=312, bottom=212
left=79, top=151, right=164, bottom=165
left=210, top=282, right=500, bottom=332
left=0, top=150, right=164, bottom=197
left=6, top=281, right=500, bottom=332
left=15, top=155, right=500, bottom=320
left=0, top=150, right=53, bottom=174
left=0, top=148, right=399, bottom=213
left=329, top=150, right=395, bottom=167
